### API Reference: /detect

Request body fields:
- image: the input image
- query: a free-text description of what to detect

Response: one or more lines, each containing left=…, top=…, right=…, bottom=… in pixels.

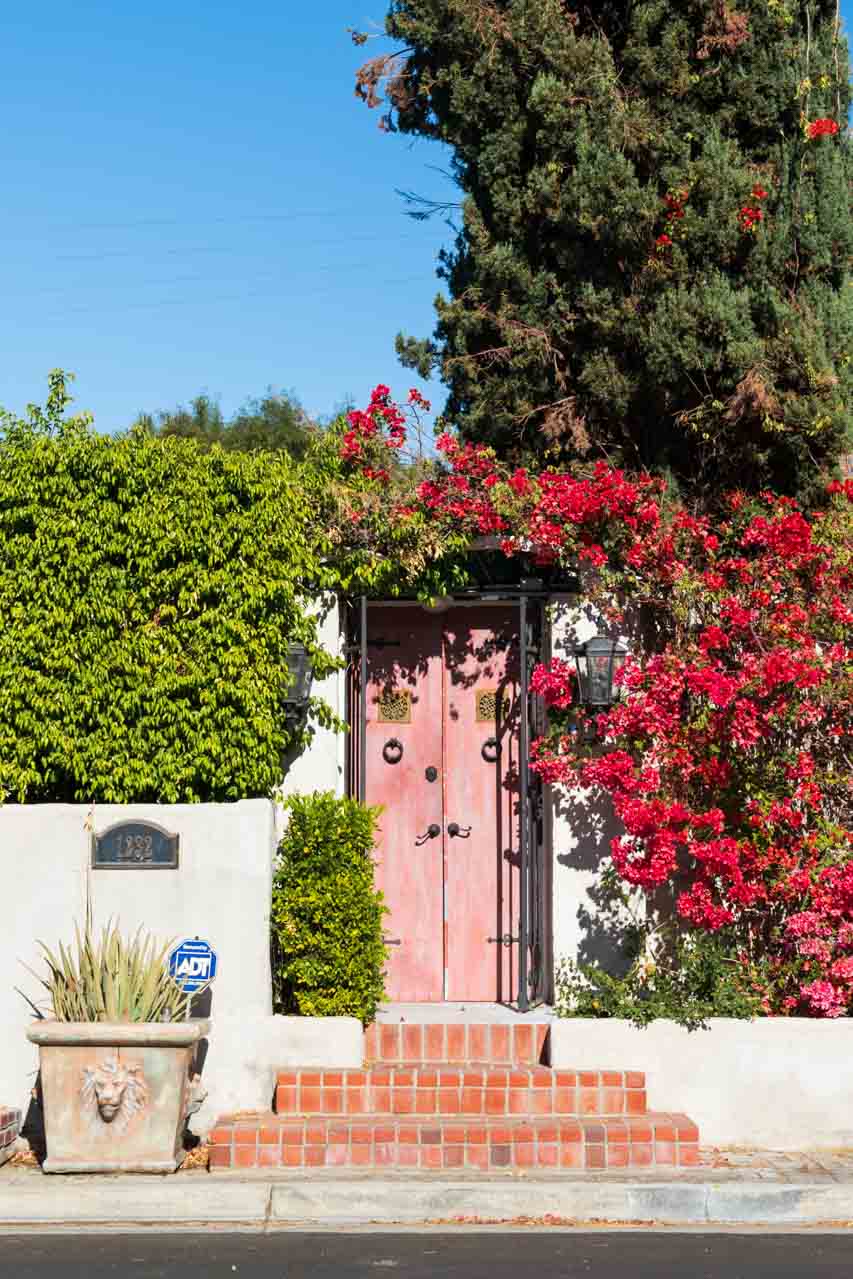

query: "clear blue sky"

left=1, top=3, right=850, bottom=433
left=0, top=2, right=453, bottom=431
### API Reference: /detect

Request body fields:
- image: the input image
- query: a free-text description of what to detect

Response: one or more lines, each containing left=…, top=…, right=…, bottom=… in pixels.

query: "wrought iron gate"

left=345, top=588, right=554, bottom=1009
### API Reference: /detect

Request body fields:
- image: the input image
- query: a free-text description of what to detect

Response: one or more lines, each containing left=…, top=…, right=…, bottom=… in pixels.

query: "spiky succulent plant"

left=34, top=918, right=191, bottom=1023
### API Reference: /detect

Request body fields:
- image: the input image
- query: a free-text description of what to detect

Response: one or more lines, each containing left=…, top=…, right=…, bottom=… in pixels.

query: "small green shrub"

left=271, top=791, right=388, bottom=1022
left=555, top=930, right=765, bottom=1030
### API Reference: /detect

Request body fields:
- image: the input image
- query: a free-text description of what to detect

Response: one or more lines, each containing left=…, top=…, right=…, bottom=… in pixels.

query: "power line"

left=7, top=209, right=348, bottom=234
left=21, top=252, right=436, bottom=301
left=39, top=273, right=434, bottom=321
left=51, top=228, right=439, bottom=264
left=3, top=204, right=451, bottom=237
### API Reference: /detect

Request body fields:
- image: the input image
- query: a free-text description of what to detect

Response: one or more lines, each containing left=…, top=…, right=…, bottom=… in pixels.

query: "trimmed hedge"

left=0, top=373, right=333, bottom=802
left=271, top=791, right=387, bottom=1022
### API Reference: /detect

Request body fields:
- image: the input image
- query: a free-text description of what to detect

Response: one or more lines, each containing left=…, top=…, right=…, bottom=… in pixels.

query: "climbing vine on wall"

left=337, top=384, right=853, bottom=1017
left=0, top=372, right=338, bottom=803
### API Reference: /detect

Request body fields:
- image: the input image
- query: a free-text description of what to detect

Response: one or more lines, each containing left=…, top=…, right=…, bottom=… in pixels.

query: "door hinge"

left=487, top=933, right=519, bottom=948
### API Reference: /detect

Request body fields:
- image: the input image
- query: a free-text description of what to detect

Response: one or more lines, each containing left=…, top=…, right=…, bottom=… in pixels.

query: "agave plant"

left=34, top=918, right=192, bottom=1023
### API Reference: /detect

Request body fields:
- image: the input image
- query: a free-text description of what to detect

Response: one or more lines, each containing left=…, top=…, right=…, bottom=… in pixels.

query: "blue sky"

left=1, top=3, right=851, bottom=433
left=0, top=2, right=453, bottom=431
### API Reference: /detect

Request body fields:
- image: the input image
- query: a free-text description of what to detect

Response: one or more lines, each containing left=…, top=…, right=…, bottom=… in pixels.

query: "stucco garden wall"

left=550, top=1017, right=853, bottom=1149
left=277, top=597, right=347, bottom=807
left=547, top=596, right=640, bottom=983
left=0, top=797, right=360, bottom=1136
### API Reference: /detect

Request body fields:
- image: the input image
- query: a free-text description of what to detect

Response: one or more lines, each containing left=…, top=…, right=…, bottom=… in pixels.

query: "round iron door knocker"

left=382, top=738, right=404, bottom=765
left=481, top=737, right=501, bottom=763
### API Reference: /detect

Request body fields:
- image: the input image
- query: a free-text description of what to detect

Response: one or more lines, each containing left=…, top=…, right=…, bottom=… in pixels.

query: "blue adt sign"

left=169, top=938, right=218, bottom=993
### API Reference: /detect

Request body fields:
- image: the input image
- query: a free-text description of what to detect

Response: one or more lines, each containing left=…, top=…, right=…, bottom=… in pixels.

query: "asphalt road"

left=0, top=1232, right=851, bottom=1278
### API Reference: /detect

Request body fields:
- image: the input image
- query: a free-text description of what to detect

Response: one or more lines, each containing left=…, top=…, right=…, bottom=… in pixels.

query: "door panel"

left=443, top=607, right=520, bottom=1002
left=365, top=608, right=444, bottom=1001
left=364, top=604, right=521, bottom=1004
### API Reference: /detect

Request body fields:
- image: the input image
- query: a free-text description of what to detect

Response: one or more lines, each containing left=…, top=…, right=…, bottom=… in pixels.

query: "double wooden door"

left=364, top=604, right=521, bottom=1002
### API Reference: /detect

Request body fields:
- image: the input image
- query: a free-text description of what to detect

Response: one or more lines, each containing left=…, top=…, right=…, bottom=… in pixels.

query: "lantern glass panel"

left=575, top=637, right=627, bottom=708
left=284, top=643, right=312, bottom=706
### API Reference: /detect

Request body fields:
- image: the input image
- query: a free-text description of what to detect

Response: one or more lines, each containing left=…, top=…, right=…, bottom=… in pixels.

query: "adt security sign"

left=169, top=938, right=218, bottom=993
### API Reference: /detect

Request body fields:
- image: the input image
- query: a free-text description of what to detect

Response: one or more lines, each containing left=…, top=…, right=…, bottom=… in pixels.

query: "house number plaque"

left=92, top=821, right=179, bottom=870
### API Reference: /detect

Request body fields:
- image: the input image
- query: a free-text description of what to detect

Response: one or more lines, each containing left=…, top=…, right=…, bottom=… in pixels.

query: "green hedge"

left=271, top=791, right=387, bottom=1022
left=0, top=372, right=333, bottom=802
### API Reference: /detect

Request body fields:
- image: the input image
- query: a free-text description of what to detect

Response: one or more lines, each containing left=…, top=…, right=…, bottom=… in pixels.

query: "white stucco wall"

left=551, top=1017, right=853, bottom=1150
left=548, top=597, right=640, bottom=982
left=274, top=596, right=347, bottom=841
left=279, top=596, right=346, bottom=799
left=0, top=799, right=287, bottom=1132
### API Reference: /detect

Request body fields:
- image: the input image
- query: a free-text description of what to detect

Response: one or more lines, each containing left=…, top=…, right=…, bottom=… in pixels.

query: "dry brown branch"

left=697, top=1, right=750, bottom=59
left=444, top=345, right=515, bottom=370
left=463, top=0, right=514, bottom=60
left=536, top=397, right=592, bottom=455
left=723, top=368, right=781, bottom=424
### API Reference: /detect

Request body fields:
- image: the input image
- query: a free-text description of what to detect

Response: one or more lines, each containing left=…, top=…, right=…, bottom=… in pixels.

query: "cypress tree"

left=356, top=1, right=853, bottom=502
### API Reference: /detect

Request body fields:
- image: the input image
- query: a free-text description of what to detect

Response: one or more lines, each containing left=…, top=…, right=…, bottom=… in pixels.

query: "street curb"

left=2, top=1172, right=853, bottom=1228
left=0, top=1174, right=271, bottom=1227
left=267, top=1176, right=853, bottom=1227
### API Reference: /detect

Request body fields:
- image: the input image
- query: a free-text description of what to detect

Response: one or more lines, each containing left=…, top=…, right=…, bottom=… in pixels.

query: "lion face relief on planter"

left=26, top=919, right=209, bottom=1174
left=82, top=1056, right=148, bottom=1130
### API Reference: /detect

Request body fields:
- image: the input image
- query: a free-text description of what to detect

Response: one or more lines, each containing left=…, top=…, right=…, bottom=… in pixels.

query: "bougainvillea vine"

left=339, top=386, right=853, bottom=1016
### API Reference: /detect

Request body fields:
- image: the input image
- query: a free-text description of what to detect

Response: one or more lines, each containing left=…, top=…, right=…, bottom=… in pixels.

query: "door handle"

left=415, top=823, right=441, bottom=846
left=447, top=822, right=472, bottom=839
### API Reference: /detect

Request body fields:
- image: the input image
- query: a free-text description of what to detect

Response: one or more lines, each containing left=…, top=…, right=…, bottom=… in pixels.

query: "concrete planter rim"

left=27, top=1019, right=210, bottom=1048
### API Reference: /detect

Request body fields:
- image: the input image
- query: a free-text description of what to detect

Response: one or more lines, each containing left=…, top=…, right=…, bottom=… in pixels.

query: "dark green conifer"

left=357, top=1, right=853, bottom=502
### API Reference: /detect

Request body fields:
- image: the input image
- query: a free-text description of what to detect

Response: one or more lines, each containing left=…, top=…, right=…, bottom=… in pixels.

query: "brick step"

left=0, top=1108, right=20, bottom=1168
left=210, top=1113, right=699, bottom=1172
left=365, top=1022, right=550, bottom=1067
left=275, top=1066, right=647, bottom=1119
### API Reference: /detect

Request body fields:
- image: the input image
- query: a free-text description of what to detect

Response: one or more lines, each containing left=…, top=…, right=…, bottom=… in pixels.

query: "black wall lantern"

left=573, top=636, right=628, bottom=708
left=283, top=641, right=313, bottom=721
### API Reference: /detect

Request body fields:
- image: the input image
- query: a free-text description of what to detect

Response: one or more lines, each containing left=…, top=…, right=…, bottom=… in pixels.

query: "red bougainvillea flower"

left=530, top=658, right=575, bottom=710
left=738, top=205, right=764, bottom=233
left=808, top=117, right=840, bottom=139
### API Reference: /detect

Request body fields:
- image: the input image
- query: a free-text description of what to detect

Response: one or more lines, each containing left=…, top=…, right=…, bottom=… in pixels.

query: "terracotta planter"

left=27, top=1020, right=209, bottom=1173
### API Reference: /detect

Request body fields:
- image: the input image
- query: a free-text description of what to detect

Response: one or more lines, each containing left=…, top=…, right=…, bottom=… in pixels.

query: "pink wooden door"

left=443, top=607, right=520, bottom=1002
left=366, top=607, right=445, bottom=1001
left=365, top=604, right=520, bottom=1003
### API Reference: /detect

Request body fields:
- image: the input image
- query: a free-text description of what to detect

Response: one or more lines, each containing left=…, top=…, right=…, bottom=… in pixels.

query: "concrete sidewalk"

left=3, top=1152, right=853, bottom=1229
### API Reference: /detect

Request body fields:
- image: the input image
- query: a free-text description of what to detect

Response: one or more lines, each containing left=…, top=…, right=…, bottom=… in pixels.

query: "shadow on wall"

left=548, top=595, right=648, bottom=978
left=553, top=787, right=639, bottom=977
left=547, top=593, right=639, bottom=972
left=278, top=591, right=342, bottom=783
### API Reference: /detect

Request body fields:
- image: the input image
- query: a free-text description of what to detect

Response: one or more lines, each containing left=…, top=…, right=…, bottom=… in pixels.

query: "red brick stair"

left=274, top=1066, right=648, bottom=1118
left=364, top=1021, right=549, bottom=1066
left=210, top=1113, right=699, bottom=1171
left=210, top=1021, right=699, bottom=1172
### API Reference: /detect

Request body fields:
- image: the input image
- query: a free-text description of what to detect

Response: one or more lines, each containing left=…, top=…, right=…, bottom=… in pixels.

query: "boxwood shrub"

left=271, top=791, right=387, bottom=1022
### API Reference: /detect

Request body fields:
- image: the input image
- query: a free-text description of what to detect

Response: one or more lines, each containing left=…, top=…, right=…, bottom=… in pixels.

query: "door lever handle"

left=415, top=823, right=441, bottom=846
left=447, top=822, right=472, bottom=839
